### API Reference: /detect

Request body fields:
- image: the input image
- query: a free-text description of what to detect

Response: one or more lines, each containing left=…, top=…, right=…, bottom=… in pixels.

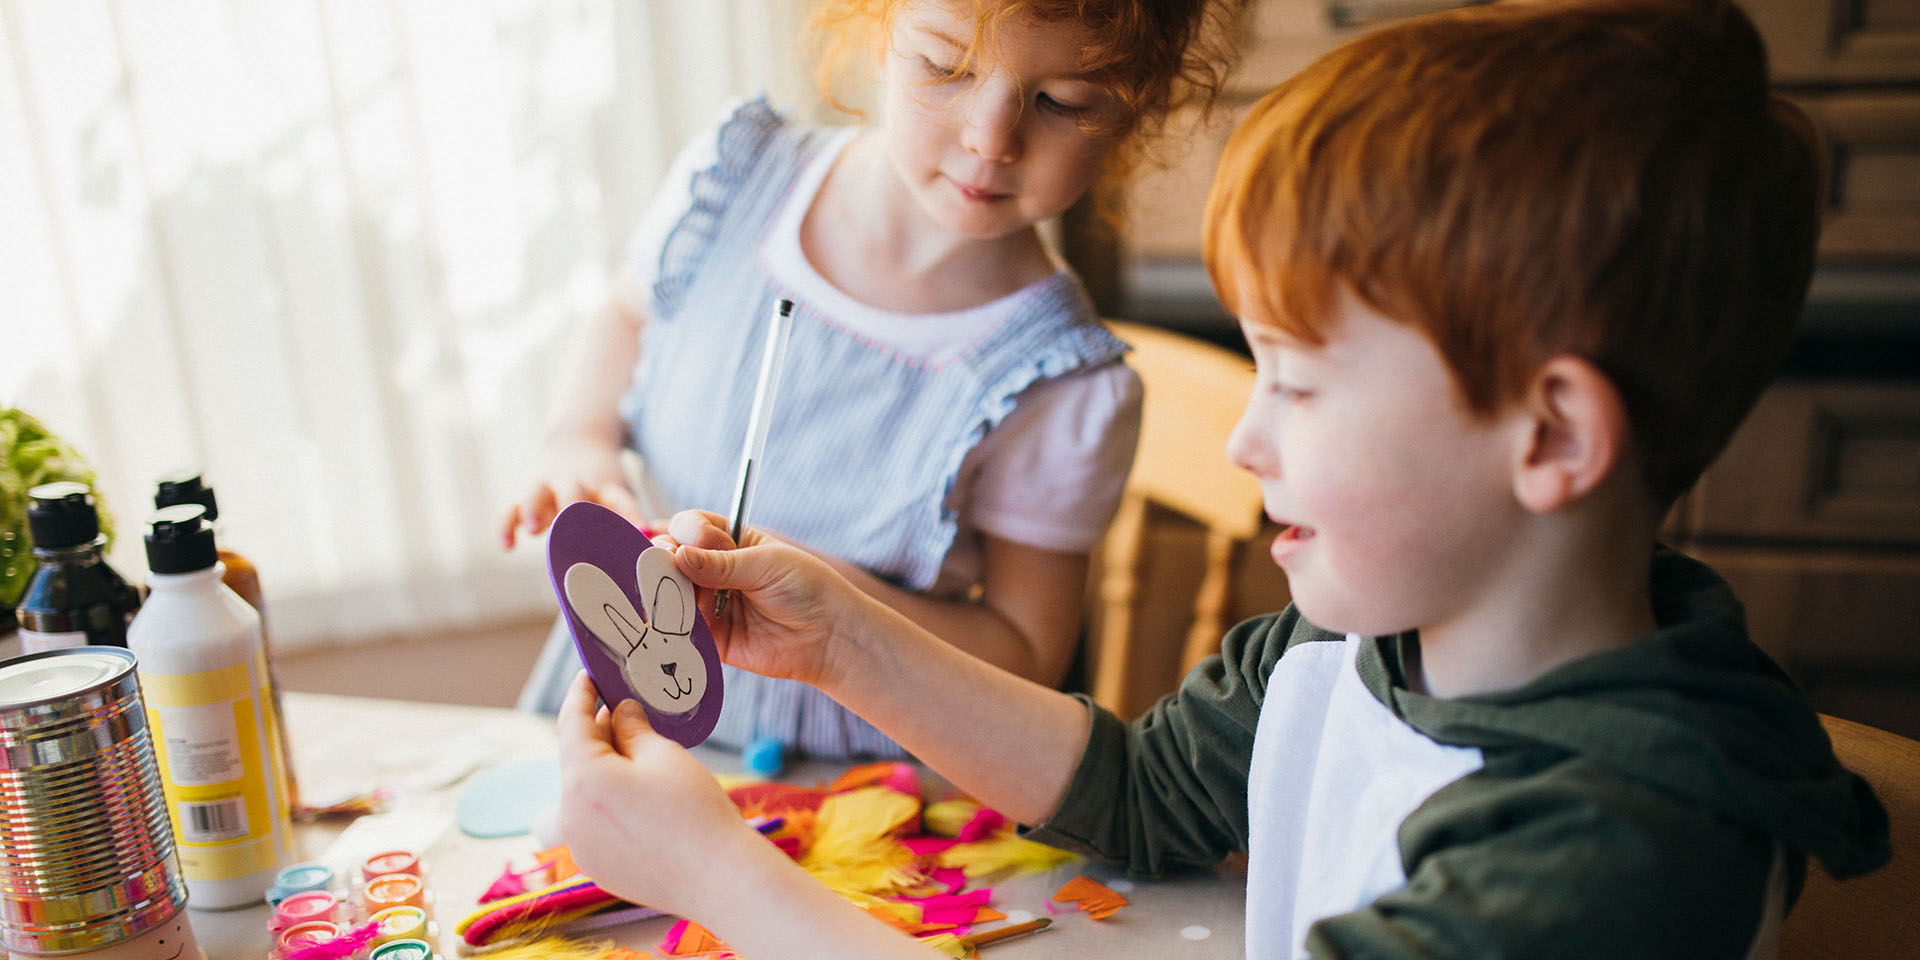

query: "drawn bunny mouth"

left=660, top=675, right=696, bottom=699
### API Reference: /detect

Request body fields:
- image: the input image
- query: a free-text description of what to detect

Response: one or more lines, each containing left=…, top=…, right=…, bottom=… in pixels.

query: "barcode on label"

left=179, top=798, right=248, bottom=842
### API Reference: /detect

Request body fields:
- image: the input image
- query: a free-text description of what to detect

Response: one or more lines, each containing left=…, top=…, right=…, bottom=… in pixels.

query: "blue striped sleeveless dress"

left=528, top=98, right=1127, bottom=758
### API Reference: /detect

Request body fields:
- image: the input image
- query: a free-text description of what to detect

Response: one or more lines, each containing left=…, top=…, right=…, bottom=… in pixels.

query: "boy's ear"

left=1511, top=355, right=1630, bottom=514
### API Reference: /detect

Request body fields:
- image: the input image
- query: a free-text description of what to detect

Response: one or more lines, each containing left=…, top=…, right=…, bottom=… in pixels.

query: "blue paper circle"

left=456, top=756, right=561, bottom=838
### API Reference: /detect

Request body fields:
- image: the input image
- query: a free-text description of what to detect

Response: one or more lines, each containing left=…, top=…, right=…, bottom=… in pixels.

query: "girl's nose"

left=961, top=86, right=1022, bottom=163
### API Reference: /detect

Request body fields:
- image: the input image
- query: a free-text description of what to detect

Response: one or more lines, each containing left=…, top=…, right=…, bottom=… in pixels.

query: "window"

left=2, top=0, right=806, bottom=648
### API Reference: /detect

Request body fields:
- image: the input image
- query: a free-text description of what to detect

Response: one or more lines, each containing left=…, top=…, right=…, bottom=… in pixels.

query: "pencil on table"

left=958, top=917, right=1051, bottom=949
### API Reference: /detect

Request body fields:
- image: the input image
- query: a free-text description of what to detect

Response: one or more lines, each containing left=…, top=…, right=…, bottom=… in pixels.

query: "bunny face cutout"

left=563, top=549, right=706, bottom=714
left=546, top=500, right=722, bottom=746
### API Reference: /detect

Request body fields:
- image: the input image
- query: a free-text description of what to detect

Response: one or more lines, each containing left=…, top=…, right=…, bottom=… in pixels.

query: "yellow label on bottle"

left=142, top=658, right=288, bottom=882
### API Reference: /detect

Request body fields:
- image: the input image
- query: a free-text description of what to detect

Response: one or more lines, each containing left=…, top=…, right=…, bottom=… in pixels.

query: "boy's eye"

left=1255, top=369, right=1310, bottom=402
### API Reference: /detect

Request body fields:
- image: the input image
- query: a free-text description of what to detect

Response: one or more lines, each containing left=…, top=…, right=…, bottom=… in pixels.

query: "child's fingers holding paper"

left=554, top=671, right=747, bottom=917
left=554, top=670, right=616, bottom=761
left=672, top=539, right=856, bottom=687
left=665, top=508, right=744, bottom=551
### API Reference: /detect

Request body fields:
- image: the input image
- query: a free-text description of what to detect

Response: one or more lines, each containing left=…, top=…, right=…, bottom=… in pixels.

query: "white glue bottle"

left=128, top=503, right=295, bottom=909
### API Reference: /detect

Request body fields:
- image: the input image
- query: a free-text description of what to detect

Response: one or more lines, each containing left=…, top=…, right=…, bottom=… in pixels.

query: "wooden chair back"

left=1781, top=714, right=1920, bottom=959
left=1088, top=322, right=1267, bottom=718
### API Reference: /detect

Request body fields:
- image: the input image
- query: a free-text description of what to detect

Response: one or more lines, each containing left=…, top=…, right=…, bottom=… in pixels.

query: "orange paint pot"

left=362, top=850, right=421, bottom=881
left=364, top=872, right=427, bottom=911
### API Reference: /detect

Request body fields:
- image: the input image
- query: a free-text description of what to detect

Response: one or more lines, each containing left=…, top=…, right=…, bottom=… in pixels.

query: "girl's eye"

left=1037, top=91, right=1087, bottom=115
left=920, top=56, right=965, bottom=81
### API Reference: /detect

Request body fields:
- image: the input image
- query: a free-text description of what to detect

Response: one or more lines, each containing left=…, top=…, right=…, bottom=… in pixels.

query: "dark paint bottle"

left=16, top=482, right=141, bottom=652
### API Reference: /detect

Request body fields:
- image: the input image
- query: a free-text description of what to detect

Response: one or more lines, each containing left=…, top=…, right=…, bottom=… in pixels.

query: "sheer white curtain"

left=1, top=0, right=810, bottom=650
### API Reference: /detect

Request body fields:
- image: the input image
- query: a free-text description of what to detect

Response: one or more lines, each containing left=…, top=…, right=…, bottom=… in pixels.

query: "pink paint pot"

left=271, top=890, right=341, bottom=932
left=276, top=919, right=342, bottom=950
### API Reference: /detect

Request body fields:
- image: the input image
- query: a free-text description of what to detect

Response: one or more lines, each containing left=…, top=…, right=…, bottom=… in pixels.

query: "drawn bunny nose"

left=661, top=662, right=677, bottom=678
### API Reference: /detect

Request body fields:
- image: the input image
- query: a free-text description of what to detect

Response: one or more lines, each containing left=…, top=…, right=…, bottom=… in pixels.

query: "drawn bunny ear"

left=563, top=562, right=649, bottom=663
left=636, top=546, right=693, bottom=637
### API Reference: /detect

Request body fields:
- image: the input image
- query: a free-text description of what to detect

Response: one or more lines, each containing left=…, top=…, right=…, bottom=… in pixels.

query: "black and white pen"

left=715, top=298, right=795, bottom=615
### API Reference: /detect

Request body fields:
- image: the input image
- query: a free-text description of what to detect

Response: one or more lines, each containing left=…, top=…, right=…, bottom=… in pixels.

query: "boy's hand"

left=553, top=671, right=767, bottom=918
left=659, top=509, right=875, bottom=689
left=499, top=438, right=643, bottom=549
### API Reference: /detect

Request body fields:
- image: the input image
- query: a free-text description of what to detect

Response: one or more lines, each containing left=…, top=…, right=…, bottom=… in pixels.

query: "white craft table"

left=185, top=693, right=1247, bottom=959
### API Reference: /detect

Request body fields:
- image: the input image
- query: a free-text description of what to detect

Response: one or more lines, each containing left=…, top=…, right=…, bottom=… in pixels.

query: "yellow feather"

left=935, top=832, right=1078, bottom=879
left=921, top=799, right=981, bottom=837
left=917, top=933, right=975, bottom=958
left=799, top=787, right=926, bottom=897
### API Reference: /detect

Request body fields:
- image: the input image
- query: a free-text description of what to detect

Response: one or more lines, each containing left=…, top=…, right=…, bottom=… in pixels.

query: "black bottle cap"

left=146, top=504, right=219, bottom=574
left=154, top=472, right=219, bottom=521
left=26, top=482, right=100, bottom=549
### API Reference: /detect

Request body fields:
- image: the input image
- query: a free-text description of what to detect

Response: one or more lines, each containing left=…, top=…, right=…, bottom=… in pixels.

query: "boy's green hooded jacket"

left=1030, top=548, right=1890, bottom=958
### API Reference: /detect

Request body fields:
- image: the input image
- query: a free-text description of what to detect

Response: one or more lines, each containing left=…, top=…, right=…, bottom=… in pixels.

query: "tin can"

left=0, top=648, right=188, bottom=954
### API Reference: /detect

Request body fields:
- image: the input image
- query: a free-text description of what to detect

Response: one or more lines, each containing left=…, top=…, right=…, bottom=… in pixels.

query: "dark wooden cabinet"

left=1746, top=0, right=1920, bottom=264
left=1671, top=380, right=1920, bottom=739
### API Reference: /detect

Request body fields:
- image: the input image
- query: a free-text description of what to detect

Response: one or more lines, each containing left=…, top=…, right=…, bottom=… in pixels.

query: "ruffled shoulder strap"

left=651, top=97, right=787, bottom=318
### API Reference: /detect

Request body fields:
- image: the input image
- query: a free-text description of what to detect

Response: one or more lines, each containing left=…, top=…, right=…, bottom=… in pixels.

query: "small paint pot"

left=276, top=919, right=341, bottom=950
left=269, top=862, right=334, bottom=903
left=364, top=871, right=427, bottom=911
left=271, top=890, right=341, bottom=932
left=362, top=850, right=422, bottom=881
left=369, top=905, right=429, bottom=946
left=369, top=938, right=435, bottom=960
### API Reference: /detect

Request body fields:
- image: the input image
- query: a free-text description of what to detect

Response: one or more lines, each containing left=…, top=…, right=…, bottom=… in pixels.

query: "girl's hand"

left=499, top=438, right=644, bottom=549
left=553, top=671, right=766, bottom=918
left=659, top=509, right=878, bottom=689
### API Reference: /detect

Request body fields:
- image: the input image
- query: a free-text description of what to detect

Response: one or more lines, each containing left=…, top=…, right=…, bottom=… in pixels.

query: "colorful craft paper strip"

left=1050, top=875, right=1131, bottom=920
